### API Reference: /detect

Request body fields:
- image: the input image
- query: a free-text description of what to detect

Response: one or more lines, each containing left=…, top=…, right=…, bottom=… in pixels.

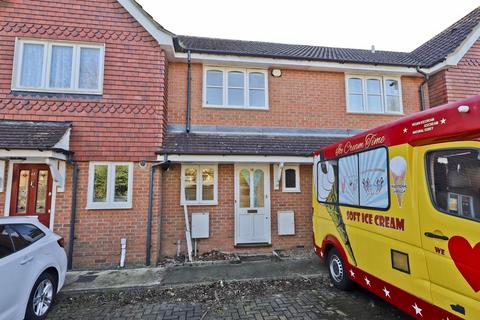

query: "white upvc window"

left=203, top=66, right=268, bottom=109
left=12, top=38, right=105, bottom=94
left=87, top=162, right=133, bottom=209
left=282, top=165, right=300, bottom=192
left=346, top=75, right=403, bottom=114
left=181, top=164, right=218, bottom=205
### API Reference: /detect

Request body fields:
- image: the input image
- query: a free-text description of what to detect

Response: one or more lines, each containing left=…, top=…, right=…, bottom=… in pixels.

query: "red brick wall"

left=167, top=63, right=424, bottom=130
left=161, top=164, right=313, bottom=257
left=0, top=160, right=162, bottom=269
left=0, top=0, right=167, bottom=161
left=428, top=39, right=480, bottom=107
left=0, top=0, right=166, bottom=269
left=444, top=39, right=480, bottom=103
left=427, top=70, right=448, bottom=107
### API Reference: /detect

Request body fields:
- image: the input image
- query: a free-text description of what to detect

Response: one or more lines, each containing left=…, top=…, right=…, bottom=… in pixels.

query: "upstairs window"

left=13, top=39, right=105, bottom=94
left=346, top=75, right=402, bottom=114
left=204, top=67, right=268, bottom=109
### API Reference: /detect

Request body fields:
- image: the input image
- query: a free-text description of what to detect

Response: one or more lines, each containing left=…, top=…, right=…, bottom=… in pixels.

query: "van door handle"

left=20, top=256, right=34, bottom=265
left=424, top=232, right=449, bottom=241
left=450, top=304, right=465, bottom=315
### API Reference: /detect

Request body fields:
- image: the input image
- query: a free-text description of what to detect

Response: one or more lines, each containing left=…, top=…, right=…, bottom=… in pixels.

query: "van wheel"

left=25, top=272, right=57, bottom=320
left=327, top=248, right=353, bottom=290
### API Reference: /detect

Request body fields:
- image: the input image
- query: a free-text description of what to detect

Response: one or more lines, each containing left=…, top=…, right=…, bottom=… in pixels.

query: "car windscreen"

left=9, top=224, right=46, bottom=251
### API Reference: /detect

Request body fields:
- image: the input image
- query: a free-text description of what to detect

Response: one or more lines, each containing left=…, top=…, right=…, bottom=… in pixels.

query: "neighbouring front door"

left=235, top=164, right=271, bottom=244
left=10, top=164, right=53, bottom=227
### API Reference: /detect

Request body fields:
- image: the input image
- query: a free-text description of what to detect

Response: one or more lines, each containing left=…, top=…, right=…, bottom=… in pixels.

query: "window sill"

left=202, top=104, right=269, bottom=111
left=346, top=111, right=404, bottom=116
left=282, top=189, right=301, bottom=193
left=86, top=204, right=133, bottom=210
left=181, top=201, right=218, bottom=206
left=11, top=87, right=103, bottom=96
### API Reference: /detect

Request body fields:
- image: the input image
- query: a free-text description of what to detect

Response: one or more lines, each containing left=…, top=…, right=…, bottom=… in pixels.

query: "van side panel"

left=415, top=141, right=480, bottom=319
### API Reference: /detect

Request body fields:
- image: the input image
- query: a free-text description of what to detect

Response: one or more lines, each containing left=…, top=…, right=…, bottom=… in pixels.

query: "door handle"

left=20, top=256, right=34, bottom=265
left=450, top=304, right=465, bottom=315
left=424, top=232, right=449, bottom=241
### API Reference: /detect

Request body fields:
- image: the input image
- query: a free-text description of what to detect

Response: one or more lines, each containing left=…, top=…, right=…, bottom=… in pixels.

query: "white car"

left=0, top=217, right=67, bottom=320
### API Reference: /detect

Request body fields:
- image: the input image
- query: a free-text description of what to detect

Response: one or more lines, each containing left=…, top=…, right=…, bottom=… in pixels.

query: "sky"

left=136, top=0, right=479, bottom=52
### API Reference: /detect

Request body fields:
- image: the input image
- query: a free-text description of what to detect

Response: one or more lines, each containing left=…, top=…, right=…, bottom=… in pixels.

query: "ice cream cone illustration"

left=318, top=161, right=357, bottom=265
left=390, top=156, right=407, bottom=207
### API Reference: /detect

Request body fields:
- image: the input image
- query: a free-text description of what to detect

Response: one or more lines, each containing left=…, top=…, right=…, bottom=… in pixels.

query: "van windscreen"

left=427, top=149, right=480, bottom=222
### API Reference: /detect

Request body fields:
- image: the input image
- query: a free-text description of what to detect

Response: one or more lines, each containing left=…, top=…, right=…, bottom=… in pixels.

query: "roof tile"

left=174, top=7, right=480, bottom=68
left=0, top=120, right=71, bottom=151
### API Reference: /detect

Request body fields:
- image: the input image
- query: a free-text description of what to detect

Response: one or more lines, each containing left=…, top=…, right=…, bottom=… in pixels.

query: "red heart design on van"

left=448, top=236, right=480, bottom=292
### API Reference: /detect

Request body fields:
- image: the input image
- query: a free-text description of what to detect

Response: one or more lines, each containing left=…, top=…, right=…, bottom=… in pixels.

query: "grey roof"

left=174, top=36, right=421, bottom=67
left=411, top=6, right=480, bottom=67
left=158, top=132, right=341, bottom=157
left=174, top=7, right=480, bottom=68
left=0, top=120, right=71, bottom=152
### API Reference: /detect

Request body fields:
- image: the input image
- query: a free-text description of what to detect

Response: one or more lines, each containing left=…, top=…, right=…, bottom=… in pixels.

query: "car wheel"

left=25, top=272, right=57, bottom=320
left=327, top=248, right=353, bottom=290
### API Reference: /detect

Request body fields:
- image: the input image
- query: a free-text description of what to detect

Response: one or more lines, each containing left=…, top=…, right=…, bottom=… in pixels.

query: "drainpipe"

left=416, top=66, right=429, bottom=111
left=186, top=50, right=192, bottom=133
left=146, top=158, right=170, bottom=266
left=67, top=159, right=79, bottom=270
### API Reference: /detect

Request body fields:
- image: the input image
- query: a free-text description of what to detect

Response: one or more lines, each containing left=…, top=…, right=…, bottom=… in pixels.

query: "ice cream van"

left=313, top=96, right=480, bottom=319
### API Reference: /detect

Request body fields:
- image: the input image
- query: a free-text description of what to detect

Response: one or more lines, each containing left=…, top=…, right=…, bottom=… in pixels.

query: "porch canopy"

left=157, top=131, right=343, bottom=165
left=0, top=120, right=72, bottom=190
left=0, top=120, right=72, bottom=159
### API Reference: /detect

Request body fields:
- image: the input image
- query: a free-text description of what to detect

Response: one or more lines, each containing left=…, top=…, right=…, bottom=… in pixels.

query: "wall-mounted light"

left=271, top=69, right=282, bottom=77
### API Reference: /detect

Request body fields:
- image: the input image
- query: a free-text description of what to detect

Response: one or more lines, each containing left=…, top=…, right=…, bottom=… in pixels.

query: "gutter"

left=67, top=158, right=79, bottom=270
left=146, top=157, right=171, bottom=266
left=416, top=66, right=430, bottom=111
left=186, top=50, right=192, bottom=133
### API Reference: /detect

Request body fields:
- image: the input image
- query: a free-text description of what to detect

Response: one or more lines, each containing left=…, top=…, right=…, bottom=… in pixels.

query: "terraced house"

left=1, top=0, right=479, bottom=268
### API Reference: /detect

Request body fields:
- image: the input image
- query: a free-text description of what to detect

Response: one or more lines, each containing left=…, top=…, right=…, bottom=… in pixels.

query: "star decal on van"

left=364, top=276, right=371, bottom=286
left=412, top=303, right=423, bottom=317
left=382, top=287, right=391, bottom=298
left=349, top=270, right=355, bottom=278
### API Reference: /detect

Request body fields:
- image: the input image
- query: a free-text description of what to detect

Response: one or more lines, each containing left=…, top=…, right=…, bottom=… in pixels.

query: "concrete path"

left=63, top=256, right=325, bottom=293
left=162, top=257, right=325, bottom=286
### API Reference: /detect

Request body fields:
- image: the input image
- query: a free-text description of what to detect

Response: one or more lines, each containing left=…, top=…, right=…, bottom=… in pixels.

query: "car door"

left=416, top=143, right=480, bottom=319
left=0, top=224, right=40, bottom=320
left=0, top=225, right=20, bottom=320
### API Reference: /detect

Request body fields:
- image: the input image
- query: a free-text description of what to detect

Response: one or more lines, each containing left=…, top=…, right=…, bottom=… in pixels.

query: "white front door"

left=234, top=164, right=271, bottom=244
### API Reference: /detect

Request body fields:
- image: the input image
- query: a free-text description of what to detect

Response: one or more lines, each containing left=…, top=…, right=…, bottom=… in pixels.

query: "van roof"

left=315, top=95, right=480, bottom=160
